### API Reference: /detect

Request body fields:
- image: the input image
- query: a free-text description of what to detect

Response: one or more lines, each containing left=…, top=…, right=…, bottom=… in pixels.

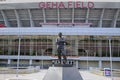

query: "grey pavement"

left=0, top=69, right=120, bottom=80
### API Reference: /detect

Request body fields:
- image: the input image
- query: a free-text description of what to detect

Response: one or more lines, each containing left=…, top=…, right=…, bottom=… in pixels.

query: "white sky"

left=0, top=0, right=120, bottom=4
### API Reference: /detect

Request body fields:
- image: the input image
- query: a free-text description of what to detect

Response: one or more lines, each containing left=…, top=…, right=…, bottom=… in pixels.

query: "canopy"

left=0, top=27, right=120, bottom=36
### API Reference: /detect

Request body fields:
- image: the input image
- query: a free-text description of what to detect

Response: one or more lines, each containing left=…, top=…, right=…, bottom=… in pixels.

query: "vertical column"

left=72, top=7, right=74, bottom=23
left=99, top=60, right=102, bottom=69
left=42, top=8, right=46, bottom=23
left=41, top=49, right=44, bottom=69
left=118, top=41, right=120, bottom=57
left=28, top=9, right=34, bottom=27
left=30, top=37, right=34, bottom=56
left=75, top=37, right=78, bottom=55
left=14, top=9, right=21, bottom=27
left=1, top=10, right=10, bottom=27
left=99, top=9, right=105, bottom=27
left=76, top=60, right=78, bottom=68
left=112, top=9, right=119, bottom=28
left=98, top=40, right=102, bottom=57
left=57, top=8, right=60, bottom=23
left=52, top=37, right=56, bottom=55
left=109, top=38, right=113, bottom=80
left=29, top=59, right=32, bottom=65
left=8, top=37, right=12, bottom=55
left=8, top=59, right=11, bottom=64
left=85, top=8, right=89, bottom=23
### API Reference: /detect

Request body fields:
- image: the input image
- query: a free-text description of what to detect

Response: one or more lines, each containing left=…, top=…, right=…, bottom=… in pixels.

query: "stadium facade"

left=0, top=0, right=120, bottom=69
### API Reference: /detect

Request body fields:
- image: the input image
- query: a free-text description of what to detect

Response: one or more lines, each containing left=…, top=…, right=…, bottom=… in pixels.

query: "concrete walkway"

left=0, top=69, right=119, bottom=80
left=80, top=70, right=111, bottom=80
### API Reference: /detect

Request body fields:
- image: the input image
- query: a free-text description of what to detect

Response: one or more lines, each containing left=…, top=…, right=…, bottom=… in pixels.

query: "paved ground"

left=0, top=69, right=119, bottom=80
left=80, top=70, right=110, bottom=80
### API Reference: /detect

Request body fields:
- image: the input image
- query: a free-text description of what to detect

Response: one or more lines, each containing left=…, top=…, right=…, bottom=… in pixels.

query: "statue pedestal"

left=43, top=64, right=83, bottom=80
left=54, top=64, right=73, bottom=67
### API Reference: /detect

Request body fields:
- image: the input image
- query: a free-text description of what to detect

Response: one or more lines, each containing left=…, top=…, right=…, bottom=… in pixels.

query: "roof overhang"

left=0, top=2, right=120, bottom=9
left=0, top=27, right=120, bottom=36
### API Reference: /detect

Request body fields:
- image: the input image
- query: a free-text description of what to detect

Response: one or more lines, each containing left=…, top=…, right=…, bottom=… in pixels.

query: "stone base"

left=43, top=66, right=83, bottom=80
left=54, top=64, right=73, bottom=67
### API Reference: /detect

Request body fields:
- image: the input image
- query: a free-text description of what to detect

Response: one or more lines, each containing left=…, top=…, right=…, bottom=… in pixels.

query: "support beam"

left=52, top=37, right=56, bottom=55
left=85, top=8, right=89, bottom=23
left=1, top=10, right=10, bottom=27
left=30, top=37, right=34, bottom=56
left=29, top=59, right=32, bottom=65
left=42, top=8, right=46, bottom=23
left=98, top=40, right=102, bottom=57
left=112, top=9, right=119, bottom=28
left=99, top=60, right=102, bottom=69
left=8, top=59, right=11, bottom=64
left=28, top=9, right=34, bottom=27
left=8, top=37, right=12, bottom=55
left=109, top=38, right=113, bottom=80
left=0, top=28, right=120, bottom=36
left=57, top=8, right=60, bottom=23
left=76, top=60, right=78, bottom=68
left=99, top=8, right=105, bottom=27
left=72, top=7, right=74, bottom=23
left=75, top=37, right=78, bottom=55
left=14, top=9, right=21, bottom=27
